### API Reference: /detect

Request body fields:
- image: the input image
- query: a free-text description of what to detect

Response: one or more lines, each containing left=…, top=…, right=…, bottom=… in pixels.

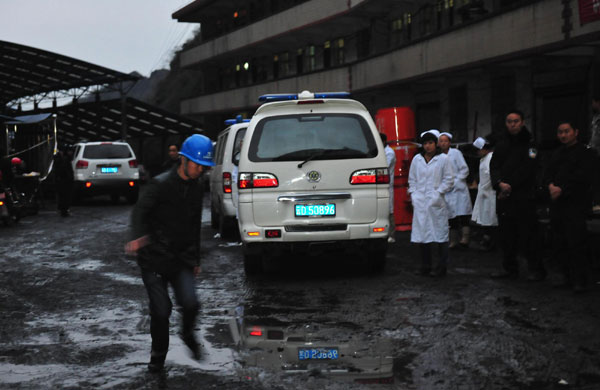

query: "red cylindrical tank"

left=375, top=107, right=417, bottom=231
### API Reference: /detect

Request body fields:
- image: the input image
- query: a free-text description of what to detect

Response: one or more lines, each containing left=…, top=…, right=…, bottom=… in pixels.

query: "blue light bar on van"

left=258, top=94, right=299, bottom=102
left=224, top=115, right=251, bottom=125
left=258, top=91, right=351, bottom=102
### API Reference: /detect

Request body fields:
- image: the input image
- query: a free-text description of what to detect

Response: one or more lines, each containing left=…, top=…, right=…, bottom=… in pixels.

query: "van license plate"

left=101, top=167, right=118, bottom=173
left=295, top=204, right=335, bottom=217
left=298, top=348, right=339, bottom=360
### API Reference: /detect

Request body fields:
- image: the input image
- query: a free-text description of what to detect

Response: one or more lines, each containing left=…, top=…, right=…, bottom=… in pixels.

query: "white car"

left=237, top=91, right=390, bottom=274
left=71, top=141, right=140, bottom=203
left=210, top=117, right=249, bottom=238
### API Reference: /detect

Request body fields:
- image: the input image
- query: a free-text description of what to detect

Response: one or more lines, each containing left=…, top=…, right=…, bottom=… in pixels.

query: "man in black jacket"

left=545, top=120, right=594, bottom=292
left=490, top=110, right=546, bottom=280
left=126, top=134, right=215, bottom=372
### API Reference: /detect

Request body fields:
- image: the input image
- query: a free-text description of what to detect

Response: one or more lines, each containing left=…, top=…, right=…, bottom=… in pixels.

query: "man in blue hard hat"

left=125, top=134, right=215, bottom=373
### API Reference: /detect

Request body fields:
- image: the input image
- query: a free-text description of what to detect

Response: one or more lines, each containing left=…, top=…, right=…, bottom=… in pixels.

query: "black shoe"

left=180, top=332, right=201, bottom=360
left=490, top=271, right=518, bottom=279
left=147, top=355, right=165, bottom=373
left=414, top=268, right=432, bottom=276
left=430, top=268, right=447, bottom=277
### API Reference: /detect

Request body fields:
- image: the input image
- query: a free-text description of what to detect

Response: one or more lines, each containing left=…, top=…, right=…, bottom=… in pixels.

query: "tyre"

left=243, top=253, right=262, bottom=275
left=126, top=190, right=138, bottom=204
left=219, top=213, right=237, bottom=240
left=210, top=205, right=218, bottom=229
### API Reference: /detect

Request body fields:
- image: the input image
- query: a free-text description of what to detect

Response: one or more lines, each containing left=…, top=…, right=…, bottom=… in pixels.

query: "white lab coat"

left=408, top=153, right=455, bottom=243
left=384, top=145, right=396, bottom=214
left=444, top=148, right=472, bottom=219
left=471, top=152, right=498, bottom=226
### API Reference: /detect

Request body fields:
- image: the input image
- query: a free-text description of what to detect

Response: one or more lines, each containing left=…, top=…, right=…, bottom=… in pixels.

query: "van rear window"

left=83, top=144, right=132, bottom=159
left=248, top=114, right=377, bottom=162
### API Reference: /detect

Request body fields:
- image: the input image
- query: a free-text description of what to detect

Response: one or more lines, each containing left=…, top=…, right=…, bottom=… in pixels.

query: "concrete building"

left=173, top=0, right=600, bottom=147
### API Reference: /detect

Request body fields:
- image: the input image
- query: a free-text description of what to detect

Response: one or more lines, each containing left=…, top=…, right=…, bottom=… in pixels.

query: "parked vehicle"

left=237, top=91, right=390, bottom=274
left=210, top=116, right=249, bottom=238
left=71, top=141, right=139, bottom=204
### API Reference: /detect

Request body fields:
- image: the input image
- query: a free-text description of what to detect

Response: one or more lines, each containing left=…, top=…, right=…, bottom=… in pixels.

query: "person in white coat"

left=408, top=130, right=455, bottom=277
left=438, top=132, right=473, bottom=248
left=380, top=133, right=397, bottom=243
left=471, top=136, right=497, bottom=251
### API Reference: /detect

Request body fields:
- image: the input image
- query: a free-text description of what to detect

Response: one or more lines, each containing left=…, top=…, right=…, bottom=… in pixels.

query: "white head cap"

left=420, top=129, right=440, bottom=139
left=473, top=137, right=486, bottom=150
left=439, top=132, right=453, bottom=140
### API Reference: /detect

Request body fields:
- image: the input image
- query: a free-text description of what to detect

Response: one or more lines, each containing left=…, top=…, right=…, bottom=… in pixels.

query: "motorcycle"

left=0, top=186, right=20, bottom=226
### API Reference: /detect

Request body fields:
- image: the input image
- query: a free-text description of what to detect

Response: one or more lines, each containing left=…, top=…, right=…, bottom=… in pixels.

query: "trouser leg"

left=171, top=267, right=199, bottom=336
left=437, top=242, right=449, bottom=270
left=419, top=244, right=432, bottom=272
left=563, top=210, right=589, bottom=288
left=498, top=213, right=519, bottom=274
left=141, top=269, right=172, bottom=357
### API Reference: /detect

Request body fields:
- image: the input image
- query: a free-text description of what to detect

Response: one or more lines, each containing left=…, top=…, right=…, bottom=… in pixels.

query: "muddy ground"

left=1, top=197, right=599, bottom=390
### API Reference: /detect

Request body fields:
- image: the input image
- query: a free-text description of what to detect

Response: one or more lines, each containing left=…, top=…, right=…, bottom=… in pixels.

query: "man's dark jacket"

left=131, top=166, right=203, bottom=274
left=543, top=142, right=594, bottom=211
left=490, top=127, right=538, bottom=209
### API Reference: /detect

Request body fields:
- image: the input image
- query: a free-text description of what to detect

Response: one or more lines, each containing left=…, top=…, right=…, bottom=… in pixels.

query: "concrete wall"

left=180, top=0, right=366, bottom=68
left=351, top=0, right=565, bottom=91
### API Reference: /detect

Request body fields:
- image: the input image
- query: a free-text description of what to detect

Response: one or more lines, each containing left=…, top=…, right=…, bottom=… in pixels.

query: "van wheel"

left=126, top=190, right=138, bottom=204
left=219, top=214, right=237, bottom=239
left=243, top=254, right=262, bottom=275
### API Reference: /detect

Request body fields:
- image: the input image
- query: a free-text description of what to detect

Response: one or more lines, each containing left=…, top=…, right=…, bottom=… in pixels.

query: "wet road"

left=1, top=197, right=600, bottom=389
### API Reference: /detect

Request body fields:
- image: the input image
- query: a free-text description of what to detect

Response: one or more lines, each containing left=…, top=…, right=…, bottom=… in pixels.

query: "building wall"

left=180, top=0, right=366, bottom=68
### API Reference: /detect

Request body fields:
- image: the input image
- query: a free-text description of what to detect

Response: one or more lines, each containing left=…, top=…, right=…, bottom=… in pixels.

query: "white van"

left=210, top=117, right=249, bottom=238
left=237, top=91, right=390, bottom=274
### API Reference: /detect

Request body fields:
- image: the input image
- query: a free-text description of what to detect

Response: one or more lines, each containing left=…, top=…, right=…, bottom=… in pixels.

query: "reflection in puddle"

left=229, top=305, right=394, bottom=384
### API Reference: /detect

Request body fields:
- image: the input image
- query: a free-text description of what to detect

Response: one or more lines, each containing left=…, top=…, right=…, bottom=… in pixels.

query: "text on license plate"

left=295, top=203, right=335, bottom=217
left=101, top=167, right=119, bottom=173
left=298, top=348, right=339, bottom=360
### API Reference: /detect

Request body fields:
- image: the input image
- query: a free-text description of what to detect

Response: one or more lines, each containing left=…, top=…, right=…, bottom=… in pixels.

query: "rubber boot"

left=459, top=226, right=470, bottom=248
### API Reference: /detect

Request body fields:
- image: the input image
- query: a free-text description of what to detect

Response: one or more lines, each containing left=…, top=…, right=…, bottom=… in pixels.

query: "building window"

left=281, top=52, right=290, bottom=76
left=449, top=85, right=468, bottom=141
left=336, top=39, right=345, bottom=65
left=324, top=41, right=331, bottom=69
left=273, top=54, right=279, bottom=79
left=307, top=45, right=316, bottom=72
left=296, top=49, right=303, bottom=74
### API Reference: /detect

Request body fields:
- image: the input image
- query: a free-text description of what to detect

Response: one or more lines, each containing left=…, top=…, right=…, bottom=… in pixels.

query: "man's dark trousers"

left=497, top=199, right=544, bottom=276
left=141, top=266, right=199, bottom=357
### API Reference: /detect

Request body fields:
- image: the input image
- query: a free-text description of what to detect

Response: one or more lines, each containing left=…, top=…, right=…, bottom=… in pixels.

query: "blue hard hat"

left=179, top=134, right=215, bottom=167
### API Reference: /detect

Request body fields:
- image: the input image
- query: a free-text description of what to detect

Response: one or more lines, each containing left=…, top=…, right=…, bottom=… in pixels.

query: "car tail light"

left=265, top=229, right=281, bottom=238
left=85, top=182, right=92, bottom=188
left=128, top=159, right=138, bottom=168
left=75, top=160, right=89, bottom=169
left=247, top=231, right=260, bottom=237
left=350, top=168, right=389, bottom=184
left=0, top=200, right=4, bottom=206
left=239, top=173, right=278, bottom=189
left=249, top=326, right=263, bottom=337
left=223, top=172, right=232, bottom=193
left=373, top=227, right=386, bottom=233
left=128, top=181, right=135, bottom=187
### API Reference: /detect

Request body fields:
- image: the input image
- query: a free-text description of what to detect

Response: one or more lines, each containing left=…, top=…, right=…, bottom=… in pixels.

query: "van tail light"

left=128, top=159, right=138, bottom=168
left=249, top=326, right=263, bottom=337
left=350, top=168, right=389, bottom=184
left=239, top=173, right=278, bottom=189
left=75, top=160, right=89, bottom=169
left=0, top=200, right=4, bottom=206
left=85, top=182, right=92, bottom=188
left=223, top=172, right=232, bottom=193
